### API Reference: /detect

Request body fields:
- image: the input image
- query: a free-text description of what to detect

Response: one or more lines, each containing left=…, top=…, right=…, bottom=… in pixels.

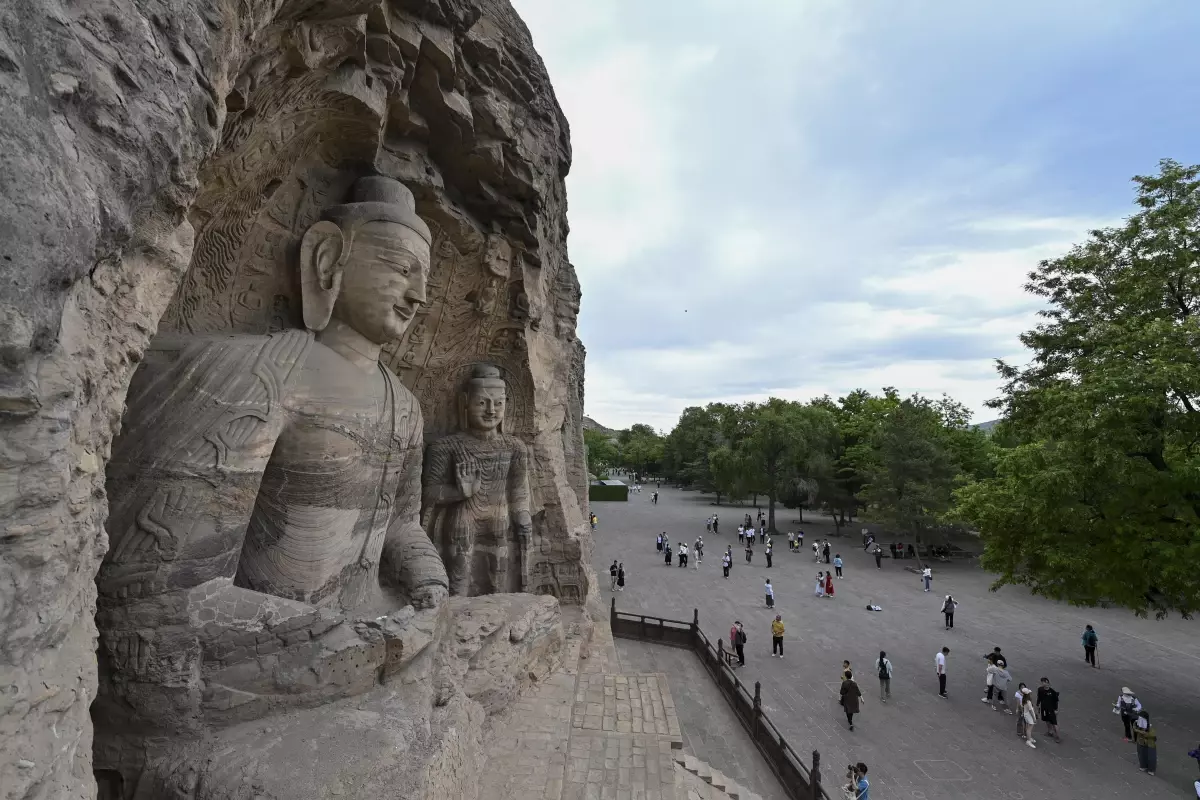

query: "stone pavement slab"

left=592, top=486, right=1200, bottom=800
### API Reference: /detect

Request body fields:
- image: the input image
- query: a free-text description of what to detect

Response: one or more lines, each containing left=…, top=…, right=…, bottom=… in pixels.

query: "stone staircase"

left=674, top=752, right=765, bottom=800
left=479, top=606, right=775, bottom=800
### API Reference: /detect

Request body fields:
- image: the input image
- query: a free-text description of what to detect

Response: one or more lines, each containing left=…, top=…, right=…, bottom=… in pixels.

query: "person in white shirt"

left=678, top=542, right=688, bottom=568
left=935, top=647, right=949, bottom=697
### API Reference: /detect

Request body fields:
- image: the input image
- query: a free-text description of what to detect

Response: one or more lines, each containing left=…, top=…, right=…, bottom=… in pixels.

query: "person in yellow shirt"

left=771, top=615, right=785, bottom=658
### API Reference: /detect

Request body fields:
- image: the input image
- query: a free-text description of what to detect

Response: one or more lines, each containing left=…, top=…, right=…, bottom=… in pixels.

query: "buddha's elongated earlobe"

left=299, top=221, right=347, bottom=331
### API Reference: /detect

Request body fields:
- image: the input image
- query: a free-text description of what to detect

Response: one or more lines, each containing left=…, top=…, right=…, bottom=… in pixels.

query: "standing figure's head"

left=459, top=363, right=508, bottom=435
left=300, top=176, right=432, bottom=343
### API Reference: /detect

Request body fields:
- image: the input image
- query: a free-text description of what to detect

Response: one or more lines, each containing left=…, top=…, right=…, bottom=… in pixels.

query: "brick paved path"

left=593, top=486, right=1200, bottom=800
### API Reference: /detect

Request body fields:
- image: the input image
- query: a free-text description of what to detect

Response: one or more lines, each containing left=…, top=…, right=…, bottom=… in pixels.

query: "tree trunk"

left=767, top=495, right=776, bottom=532
left=830, top=508, right=842, bottom=534
left=797, top=506, right=804, bottom=523
left=715, top=491, right=723, bottom=505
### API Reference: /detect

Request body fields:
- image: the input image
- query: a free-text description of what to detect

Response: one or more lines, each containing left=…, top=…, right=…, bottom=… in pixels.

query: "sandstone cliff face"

left=0, top=1, right=587, bottom=797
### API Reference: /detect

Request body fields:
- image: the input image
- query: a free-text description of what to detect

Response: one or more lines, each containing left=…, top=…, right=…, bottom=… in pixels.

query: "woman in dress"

left=824, top=571, right=835, bottom=598
left=617, top=563, right=626, bottom=591
left=815, top=571, right=826, bottom=597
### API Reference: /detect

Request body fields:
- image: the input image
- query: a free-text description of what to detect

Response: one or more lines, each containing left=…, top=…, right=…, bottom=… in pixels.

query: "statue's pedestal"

left=95, top=594, right=565, bottom=800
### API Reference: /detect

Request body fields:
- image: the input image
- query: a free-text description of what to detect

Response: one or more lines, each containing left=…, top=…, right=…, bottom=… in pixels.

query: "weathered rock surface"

left=0, top=0, right=589, bottom=797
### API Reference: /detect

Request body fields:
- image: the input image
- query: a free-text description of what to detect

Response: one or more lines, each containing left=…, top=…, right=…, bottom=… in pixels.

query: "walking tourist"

left=787, top=531, right=795, bottom=552
left=876, top=651, right=893, bottom=702
left=764, top=578, right=775, bottom=608
left=731, top=620, right=746, bottom=666
left=982, top=647, right=1006, bottom=703
left=922, top=565, right=932, bottom=592
left=797, top=530, right=804, bottom=551
left=833, top=553, right=843, bottom=578
left=695, top=537, right=704, bottom=563
left=842, top=659, right=852, bottom=679
left=664, top=540, right=673, bottom=566
left=986, top=661, right=1012, bottom=712
left=678, top=542, right=688, bottom=568
left=1133, top=711, right=1157, bottom=775
left=1115, top=687, right=1142, bottom=741
left=1082, top=624, right=1099, bottom=668
left=815, top=571, right=826, bottom=597
left=608, top=560, right=618, bottom=591
left=771, top=614, right=784, bottom=657
left=942, top=595, right=958, bottom=629
left=722, top=550, right=731, bottom=578
left=656, top=533, right=663, bottom=552
left=652, top=491, right=658, bottom=504
left=765, top=543, right=773, bottom=568
left=936, top=647, right=950, bottom=697
left=706, top=516, right=712, bottom=533
left=712, top=515, right=719, bottom=534
left=1036, top=677, right=1060, bottom=742
left=873, top=544, right=883, bottom=569
left=737, top=525, right=744, bottom=544
left=823, top=541, right=831, bottom=564
left=590, top=512, right=597, bottom=531
left=840, top=671, right=862, bottom=731
left=745, top=542, right=753, bottom=563
left=824, top=571, right=835, bottom=598
left=813, top=541, right=820, bottom=562
left=1021, top=691, right=1038, bottom=748
left=747, top=526, right=756, bottom=545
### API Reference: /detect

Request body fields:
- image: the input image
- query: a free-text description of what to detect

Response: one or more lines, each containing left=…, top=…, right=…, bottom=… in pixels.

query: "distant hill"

left=974, top=419, right=1000, bottom=433
left=583, top=416, right=619, bottom=437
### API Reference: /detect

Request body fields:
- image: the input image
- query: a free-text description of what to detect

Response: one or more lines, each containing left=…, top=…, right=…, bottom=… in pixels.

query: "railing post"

left=610, top=596, right=616, bottom=629
left=811, top=750, right=821, bottom=800
left=691, top=608, right=699, bottom=649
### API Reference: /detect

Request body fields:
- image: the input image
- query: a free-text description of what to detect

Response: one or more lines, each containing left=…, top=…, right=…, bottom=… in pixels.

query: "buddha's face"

left=332, top=221, right=430, bottom=344
left=465, top=385, right=506, bottom=432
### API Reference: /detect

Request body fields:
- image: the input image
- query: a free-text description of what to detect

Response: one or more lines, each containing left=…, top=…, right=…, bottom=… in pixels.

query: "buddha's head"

left=459, top=363, right=507, bottom=435
left=300, top=176, right=432, bottom=344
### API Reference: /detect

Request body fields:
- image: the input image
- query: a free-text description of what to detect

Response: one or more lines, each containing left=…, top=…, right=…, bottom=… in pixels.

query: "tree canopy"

left=954, top=159, right=1200, bottom=617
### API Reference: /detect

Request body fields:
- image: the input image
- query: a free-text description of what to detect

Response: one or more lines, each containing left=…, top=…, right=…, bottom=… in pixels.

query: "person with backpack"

left=1115, top=687, right=1142, bottom=742
left=1082, top=624, right=1099, bottom=668
left=875, top=651, right=893, bottom=702
left=941, top=595, right=958, bottom=629
left=771, top=614, right=785, bottom=657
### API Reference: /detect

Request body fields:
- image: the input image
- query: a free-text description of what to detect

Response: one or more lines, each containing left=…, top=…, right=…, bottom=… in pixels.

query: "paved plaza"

left=593, top=485, right=1200, bottom=800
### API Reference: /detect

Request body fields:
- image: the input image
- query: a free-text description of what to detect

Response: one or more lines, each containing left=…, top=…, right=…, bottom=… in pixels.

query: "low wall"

left=610, top=600, right=832, bottom=800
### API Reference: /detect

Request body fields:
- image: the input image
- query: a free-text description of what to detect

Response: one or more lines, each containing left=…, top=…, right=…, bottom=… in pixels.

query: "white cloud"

left=509, top=1, right=1180, bottom=432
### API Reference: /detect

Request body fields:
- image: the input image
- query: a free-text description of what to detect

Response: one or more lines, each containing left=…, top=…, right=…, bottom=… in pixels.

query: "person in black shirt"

left=1036, top=677, right=1061, bottom=742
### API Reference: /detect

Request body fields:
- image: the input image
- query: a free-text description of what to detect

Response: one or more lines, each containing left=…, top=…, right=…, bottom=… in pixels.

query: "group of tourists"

left=654, top=531, right=704, bottom=569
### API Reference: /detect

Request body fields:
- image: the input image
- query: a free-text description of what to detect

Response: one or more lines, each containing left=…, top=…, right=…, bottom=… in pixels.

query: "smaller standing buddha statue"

left=422, top=364, right=533, bottom=596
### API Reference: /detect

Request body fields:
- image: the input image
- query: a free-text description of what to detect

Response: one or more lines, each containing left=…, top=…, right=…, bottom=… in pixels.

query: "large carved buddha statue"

left=96, top=176, right=449, bottom=734
left=423, top=364, right=533, bottom=596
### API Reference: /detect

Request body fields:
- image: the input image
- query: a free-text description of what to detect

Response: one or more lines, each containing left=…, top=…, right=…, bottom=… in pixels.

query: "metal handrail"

left=610, top=599, right=831, bottom=800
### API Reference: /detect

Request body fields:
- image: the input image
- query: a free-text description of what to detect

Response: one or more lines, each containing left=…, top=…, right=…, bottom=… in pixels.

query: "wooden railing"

left=611, top=599, right=832, bottom=800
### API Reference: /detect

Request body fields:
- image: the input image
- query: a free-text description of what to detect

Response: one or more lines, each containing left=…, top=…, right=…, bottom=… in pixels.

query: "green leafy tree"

left=583, top=428, right=618, bottom=478
left=662, top=406, right=720, bottom=488
left=955, top=159, right=1200, bottom=617
left=618, top=423, right=665, bottom=477
left=849, top=392, right=964, bottom=556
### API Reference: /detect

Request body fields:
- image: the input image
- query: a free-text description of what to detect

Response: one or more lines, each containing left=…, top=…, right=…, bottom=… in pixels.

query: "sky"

left=510, top=0, right=1200, bottom=432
